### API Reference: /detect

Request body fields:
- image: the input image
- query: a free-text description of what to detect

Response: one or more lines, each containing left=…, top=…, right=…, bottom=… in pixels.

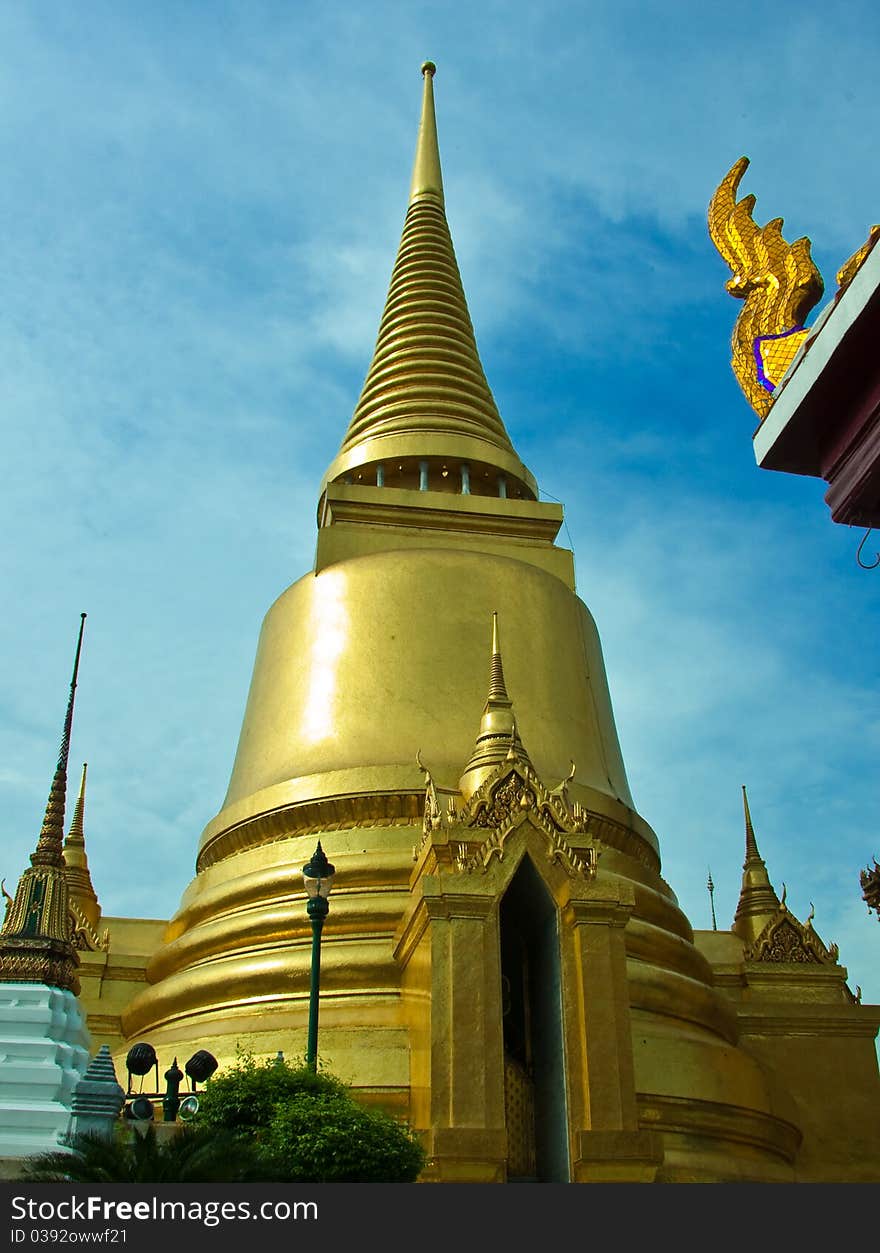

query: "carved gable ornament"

left=861, top=857, right=880, bottom=920
left=417, top=756, right=599, bottom=882
left=745, top=904, right=839, bottom=965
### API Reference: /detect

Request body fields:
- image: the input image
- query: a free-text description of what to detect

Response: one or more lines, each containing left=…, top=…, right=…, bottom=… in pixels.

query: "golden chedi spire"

left=458, top=612, right=532, bottom=801
left=320, top=61, right=536, bottom=505
left=732, top=785, right=781, bottom=946
left=183, top=60, right=641, bottom=873
left=63, top=763, right=101, bottom=931
left=0, top=614, right=86, bottom=994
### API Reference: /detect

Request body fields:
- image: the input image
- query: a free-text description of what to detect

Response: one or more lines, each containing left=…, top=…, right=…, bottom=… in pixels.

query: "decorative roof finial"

left=707, top=867, right=718, bottom=931
left=860, top=856, right=880, bottom=921
left=708, top=157, right=824, bottom=420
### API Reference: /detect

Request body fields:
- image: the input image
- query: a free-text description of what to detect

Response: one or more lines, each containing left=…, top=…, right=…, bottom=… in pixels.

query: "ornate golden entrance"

left=500, top=858, right=568, bottom=1181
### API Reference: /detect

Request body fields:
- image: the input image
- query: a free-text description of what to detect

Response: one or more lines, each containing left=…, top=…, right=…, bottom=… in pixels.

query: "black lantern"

left=302, top=842, right=335, bottom=1072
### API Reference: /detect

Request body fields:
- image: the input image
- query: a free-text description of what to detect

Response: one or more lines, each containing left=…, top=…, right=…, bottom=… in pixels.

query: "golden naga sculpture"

left=708, top=156, right=824, bottom=420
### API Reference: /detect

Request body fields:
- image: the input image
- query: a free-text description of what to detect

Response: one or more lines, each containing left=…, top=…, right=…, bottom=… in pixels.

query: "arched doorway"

left=500, top=856, right=569, bottom=1181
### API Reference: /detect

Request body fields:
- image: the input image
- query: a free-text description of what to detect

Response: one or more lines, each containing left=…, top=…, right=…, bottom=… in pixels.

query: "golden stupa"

left=41, top=65, right=880, bottom=1183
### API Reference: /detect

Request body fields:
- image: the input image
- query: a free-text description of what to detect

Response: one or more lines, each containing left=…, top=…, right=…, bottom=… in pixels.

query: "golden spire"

left=0, top=614, right=86, bottom=994
left=63, top=762, right=101, bottom=930
left=320, top=62, right=536, bottom=504
left=732, top=785, right=781, bottom=946
left=409, top=62, right=443, bottom=206
left=742, top=783, right=760, bottom=861
left=459, top=613, right=531, bottom=801
left=66, top=762, right=88, bottom=847
left=487, top=611, right=509, bottom=702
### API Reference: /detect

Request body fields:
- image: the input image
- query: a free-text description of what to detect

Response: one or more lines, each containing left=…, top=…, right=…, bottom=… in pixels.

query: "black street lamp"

left=303, top=841, right=335, bottom=1072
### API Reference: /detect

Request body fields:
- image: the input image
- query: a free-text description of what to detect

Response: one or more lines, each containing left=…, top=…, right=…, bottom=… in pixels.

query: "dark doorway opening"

left=499, top=855, right=569, bottom=1182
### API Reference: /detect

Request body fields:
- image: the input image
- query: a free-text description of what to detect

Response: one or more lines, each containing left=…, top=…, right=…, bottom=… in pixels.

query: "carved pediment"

left=454, top=760, right=589, bottom=836
left=745, top=905, right=839, bottom=965
left=453, top=816, right=597, bottom=881
left=417, top=757, right=599, bottom=882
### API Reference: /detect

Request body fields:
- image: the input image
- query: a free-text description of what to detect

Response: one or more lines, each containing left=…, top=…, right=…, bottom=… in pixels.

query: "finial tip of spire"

left=421, top=60, right=436, bottom=78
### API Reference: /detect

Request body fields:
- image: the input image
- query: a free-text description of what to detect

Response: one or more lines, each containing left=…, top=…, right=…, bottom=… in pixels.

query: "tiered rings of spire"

left=320, top=62, right=536, bottom=504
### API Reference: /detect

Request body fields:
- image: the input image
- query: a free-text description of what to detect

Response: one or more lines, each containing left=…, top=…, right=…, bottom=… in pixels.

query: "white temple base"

left=0, top=983, right=91, bottom=1159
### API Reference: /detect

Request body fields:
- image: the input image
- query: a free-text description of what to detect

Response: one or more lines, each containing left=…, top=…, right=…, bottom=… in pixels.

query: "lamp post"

left=303, top=841, right=335, bottom=1072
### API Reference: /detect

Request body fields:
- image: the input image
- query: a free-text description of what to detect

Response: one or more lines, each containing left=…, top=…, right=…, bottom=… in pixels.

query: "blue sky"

left=1, top=1, right=878, bottom=1005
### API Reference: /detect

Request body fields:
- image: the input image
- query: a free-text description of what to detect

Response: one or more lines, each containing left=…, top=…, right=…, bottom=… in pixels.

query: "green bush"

left=196, top=1050, right=425, bottom=1182
left=196, top=1050, right=345, bottom=1137
left=264, top=1094, right=426, bottom=1182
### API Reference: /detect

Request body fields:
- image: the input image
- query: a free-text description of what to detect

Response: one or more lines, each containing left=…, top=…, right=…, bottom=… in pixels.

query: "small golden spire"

left=66, top=762, right=87, bottom=848
left=409, top=62, right=444, bottom=207
left=0, top=614, right=87, bottom=994
left=63, top=762, right=101, bottom=931
left=732, top=785, right=781, bottom=946
left=487, top=612, right=510, bottom=703
left=742, top=783, right=760, bottom=863
left=459, top=614, right=531, bottom=800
